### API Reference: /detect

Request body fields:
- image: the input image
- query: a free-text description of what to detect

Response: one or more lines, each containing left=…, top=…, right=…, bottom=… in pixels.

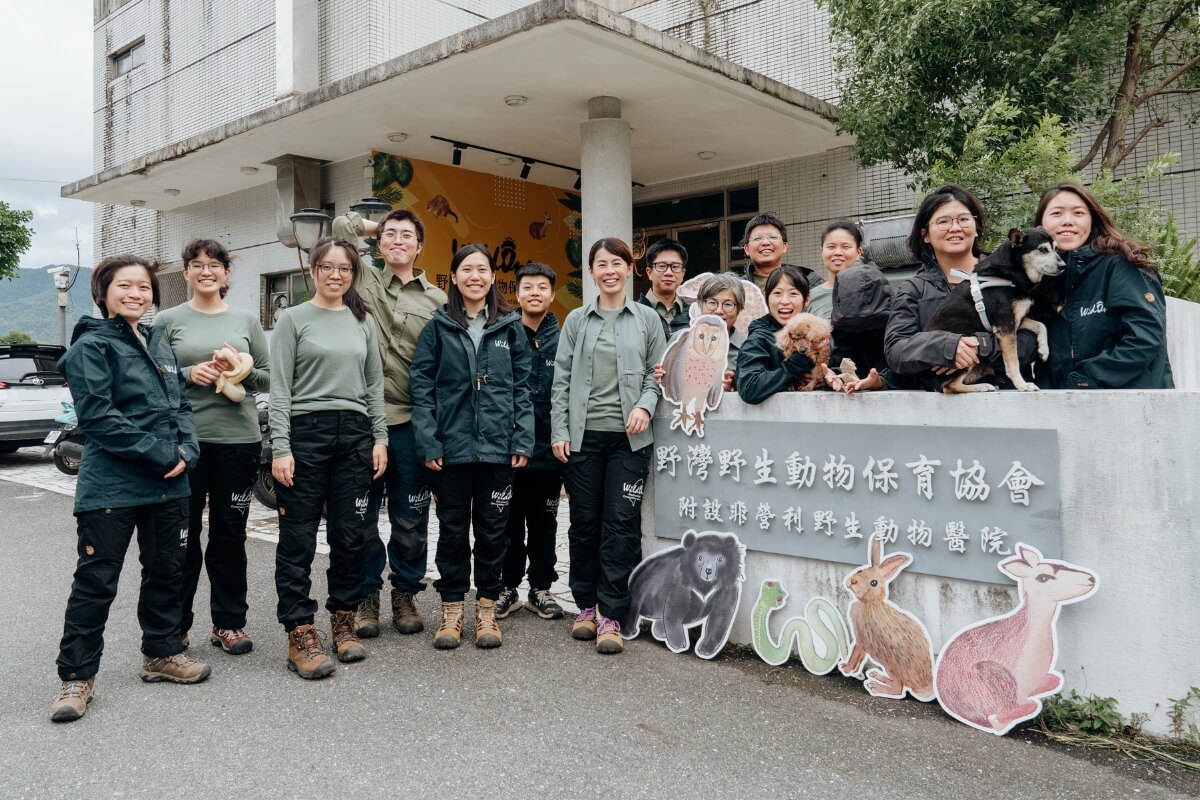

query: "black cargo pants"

left=501, top=467, right=562, bottom=591
left=429, top=463, right=514, bottom=602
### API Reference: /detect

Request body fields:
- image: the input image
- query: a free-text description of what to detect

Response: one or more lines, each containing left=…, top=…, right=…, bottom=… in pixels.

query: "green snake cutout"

left=752, top=579, right=850, bottom=674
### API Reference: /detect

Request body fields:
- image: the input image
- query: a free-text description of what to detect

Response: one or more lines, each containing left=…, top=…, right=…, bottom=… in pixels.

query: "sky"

left=0, top=5, right=94, bottom=270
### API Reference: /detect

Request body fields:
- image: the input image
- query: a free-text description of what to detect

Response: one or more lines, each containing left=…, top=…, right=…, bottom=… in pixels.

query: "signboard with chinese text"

left=651, top=419, right=1059, bottom=584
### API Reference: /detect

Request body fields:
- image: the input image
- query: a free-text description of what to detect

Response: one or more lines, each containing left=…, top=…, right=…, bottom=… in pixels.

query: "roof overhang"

left=64, top=0, right=847, bottom=210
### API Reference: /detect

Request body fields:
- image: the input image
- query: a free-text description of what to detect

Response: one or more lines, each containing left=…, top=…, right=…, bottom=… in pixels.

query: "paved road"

left=1, top=456, right=1196, bottom=799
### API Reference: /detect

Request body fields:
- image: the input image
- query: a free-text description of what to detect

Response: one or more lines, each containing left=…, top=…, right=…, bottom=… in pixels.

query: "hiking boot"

left=209, top=626, right=253, bottom=655
left=49, top=678, right=94, bottom=722
left=286, top=624, right=336, bottom=679
left=474, top=598, right=502, bottom=649
left=330, top=610, right=367, bottom=663
left=433, top=601, right=465, bottom=650
left=596, top=616, right=624, bottom=654
left=391, top=590, right=424, bottom=634
left=140, top=651, right=212, bottom=683
left=356, top=591, right=381, bottom=638
left=571, top=606, right=598, bottom=641
left=526, top=588, right=564, bottom=620
left=495, top=587, right=520, bottom=619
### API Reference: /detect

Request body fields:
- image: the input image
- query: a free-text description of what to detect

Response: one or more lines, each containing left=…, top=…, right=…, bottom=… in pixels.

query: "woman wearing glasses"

left=155, top=240, right=269, bottom=657
left=269, top=238, right=388, bottom=679
left=696, top=273, right=748, bottom=390
left=884, top=184, right=1042, bottom=390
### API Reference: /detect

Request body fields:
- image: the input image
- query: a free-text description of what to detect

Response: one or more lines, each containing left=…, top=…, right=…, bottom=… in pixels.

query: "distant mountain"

left=0, top=265, right=95, bottom=345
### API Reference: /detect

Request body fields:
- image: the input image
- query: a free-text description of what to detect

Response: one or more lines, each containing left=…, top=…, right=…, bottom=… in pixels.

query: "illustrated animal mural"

left=774, top=312, right=832, bottom=392
left=529, top=214, right=553, bottom=240
left=935, top=544, right=1099, bottom=735
left=839, top=535, right=936, bottom=701
left=751, top=580, right=849, bottom=674
left=426, top=194, right=459, bottom=222
left=623, top=530, right=746, bottom=660
left=659, top=314, right=730, bottom=437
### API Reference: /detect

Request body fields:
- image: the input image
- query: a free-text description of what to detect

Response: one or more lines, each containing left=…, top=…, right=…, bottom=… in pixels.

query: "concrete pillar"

left=580, top=96, right=633, bottom=304
left=275, top=0, right=318, bottom=99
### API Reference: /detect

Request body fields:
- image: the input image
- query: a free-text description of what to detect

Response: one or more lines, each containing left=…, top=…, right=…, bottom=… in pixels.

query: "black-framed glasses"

left=932, top=214, right=977, bottom=231
left=650, top=261, right=685, bottom=274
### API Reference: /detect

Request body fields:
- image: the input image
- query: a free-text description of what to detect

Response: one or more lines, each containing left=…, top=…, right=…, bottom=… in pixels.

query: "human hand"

left=552, top=441, right=570, bottom=464
left=372, top=444, right=388, bottom=479
left=626, top=408, right=651, bottom=436
left=272, top=455, right=295, bottom=487
left=954, top=336, right=981, bottom=369
left=823, top=367, right=845, bottom=393
left=722, top=369, right=735, bottom=392
left=512, top=454, right=528, bottom=469
left=163, top=459, right=186, bottom=479
left=653, top=363, right=665, bottom=385
left=425, top=457, right=443, bottom=472
left=845, top=368, right=883, bottom=394
left=190, top=361, right=221, bottom=387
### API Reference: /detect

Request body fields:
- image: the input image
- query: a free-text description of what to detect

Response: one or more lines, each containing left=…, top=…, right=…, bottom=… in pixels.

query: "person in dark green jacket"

left=411, top=244, right=534, bottom=651
left=735, top=265, right=820, bottom=404
left=1034, top=182, right=1174, bottom=389
left=51, top=255, right=208, bottom=723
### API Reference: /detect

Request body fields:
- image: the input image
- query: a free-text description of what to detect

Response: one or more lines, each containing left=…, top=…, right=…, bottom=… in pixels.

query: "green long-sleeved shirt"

left=154, top=304, right=269, bottom=444
left=268, top=302, right=387, bottom=457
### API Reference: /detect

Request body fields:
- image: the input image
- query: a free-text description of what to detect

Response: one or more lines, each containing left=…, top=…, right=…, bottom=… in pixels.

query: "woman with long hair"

left=735, top=264, right=817, bottom=403
left=551, top=237, right=666, bottom=654
left=51, top=255, right=207, bottom=722
left=410, top=244, right=533, bottom=650
left=270, top=237, right=388, bottom=679
left=155, top=239, right=269, bottom=656
left=1034, top=182, right=1173, bottom=388
left=884, top=184, right=1041, bottom=390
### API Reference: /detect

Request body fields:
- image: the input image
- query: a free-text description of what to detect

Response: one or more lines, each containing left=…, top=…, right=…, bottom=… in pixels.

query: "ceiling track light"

left=573, top=172, right=582, bottom=190
left=428, top=135, right=641, bottom=190
left=452, top=144, right=463, bottom=166
left=519, top=160, right=532, bottom=180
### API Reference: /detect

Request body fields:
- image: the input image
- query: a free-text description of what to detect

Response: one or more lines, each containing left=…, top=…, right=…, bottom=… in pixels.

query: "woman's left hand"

left=163, top=459, right=186, bottom=479
left=722, top=369, right=735, bottom=392
left=425, top=457, right=443, bottom=472
left=845, top=368, right=884, bottom=394
left=626, top=408, right=651, bottom=436
left=652, top=363, right=665, bottom=385
left=823, top=367, right=845, bottom=393
left=372, top=443, right=388, bottom=479
left=512, top=454, right=528, bottom=469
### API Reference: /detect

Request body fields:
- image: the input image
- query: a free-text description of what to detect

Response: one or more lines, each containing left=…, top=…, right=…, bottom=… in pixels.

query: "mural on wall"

left=839, top=535, right=936, bottom=701
left=371, top=151, right=584, bottom=317
left=659, top=313, right=730, bottom=438
left=934, top=544, right=1099, bottom=735
left=751, top=580, right=849, bottom=674
left=622, top=529, right=746, bottom=660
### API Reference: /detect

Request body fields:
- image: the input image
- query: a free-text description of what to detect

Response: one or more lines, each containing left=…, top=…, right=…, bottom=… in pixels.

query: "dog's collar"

left=950, top=269, right=1015, bottom=332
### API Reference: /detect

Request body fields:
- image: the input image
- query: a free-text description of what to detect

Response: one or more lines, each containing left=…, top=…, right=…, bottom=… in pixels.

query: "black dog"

left=925, top=227, right=1064, bottom=393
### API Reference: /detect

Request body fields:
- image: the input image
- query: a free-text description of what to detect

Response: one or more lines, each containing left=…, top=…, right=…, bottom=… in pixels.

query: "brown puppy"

left=774, top=313, right=832, bottom=391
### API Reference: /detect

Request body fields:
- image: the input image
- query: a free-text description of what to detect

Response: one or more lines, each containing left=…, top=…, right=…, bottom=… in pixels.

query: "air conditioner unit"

left=860, top=215, right=917, bottom=270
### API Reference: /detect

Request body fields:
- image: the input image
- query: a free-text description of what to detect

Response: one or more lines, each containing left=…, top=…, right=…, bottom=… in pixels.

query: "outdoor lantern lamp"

left=289, top=208, right=331, bottom=253
left=349, top=197, right=391, bottom=224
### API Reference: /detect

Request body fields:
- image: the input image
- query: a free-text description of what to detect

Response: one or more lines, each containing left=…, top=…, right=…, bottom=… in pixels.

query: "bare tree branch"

left=1112, top=117, right=1171, bottom=171
left=1148, top=0, right=1192, bottom=52
left=1133, top=53, right=1200, bottom=107
left=1072, top=119, right=1112, bottom=173
left=1153, top=88, right=1200, bottom=96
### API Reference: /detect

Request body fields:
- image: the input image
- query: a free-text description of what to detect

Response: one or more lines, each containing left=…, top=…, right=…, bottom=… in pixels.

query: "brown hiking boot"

left=330, top=610, right=367, bottom=663
left=571, top=606, right=598, bottom=641
left=49, top=678, right=94, bottom=722
left=391, top=590, right=424, bottom=634
left=474, top=598, right=503, bottom=649
left=356, top=591, right=381, bottom=638
left=209, top=626, right=253, bottom=655
left=286, top=624, right=336, bottom=679
left=596, top=616, right=624, bottom=655
left=140, top=651, right=212, bottom=683
left=433, top=601, right=465, bottom=649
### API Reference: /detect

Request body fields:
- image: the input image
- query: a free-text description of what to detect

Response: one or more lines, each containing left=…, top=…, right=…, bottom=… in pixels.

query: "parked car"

left=0, top=344, right=70, bottom=453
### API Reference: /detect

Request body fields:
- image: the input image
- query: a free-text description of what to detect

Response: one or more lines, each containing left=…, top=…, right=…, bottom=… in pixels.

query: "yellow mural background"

left=371, top=151, right=584, bottom=318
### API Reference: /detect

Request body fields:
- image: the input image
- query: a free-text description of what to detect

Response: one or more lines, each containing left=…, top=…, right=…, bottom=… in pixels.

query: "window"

left=260, top=270, right=309, bottom=330
left=111, top=40, right=145, bottom=79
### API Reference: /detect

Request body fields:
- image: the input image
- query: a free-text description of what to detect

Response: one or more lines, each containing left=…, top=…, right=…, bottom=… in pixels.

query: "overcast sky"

left=0, top=6, right=94, bottom=271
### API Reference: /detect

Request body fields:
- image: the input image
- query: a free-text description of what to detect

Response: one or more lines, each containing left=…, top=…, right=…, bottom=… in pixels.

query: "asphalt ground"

left=1, top=463, right=1197, bottom=799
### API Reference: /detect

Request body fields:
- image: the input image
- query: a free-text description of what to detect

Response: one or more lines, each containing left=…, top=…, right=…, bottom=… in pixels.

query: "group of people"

left=48, top=180, right=1172, bottom=722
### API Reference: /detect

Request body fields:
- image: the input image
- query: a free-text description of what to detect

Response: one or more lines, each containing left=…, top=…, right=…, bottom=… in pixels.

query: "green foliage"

left=1041, top=689, right=1123, bottom=735
left=0, top=330, right=35, bottom=344
left=0, top=202, right=35, bottom=282
left=1169, top=687, right=1200, bottom=744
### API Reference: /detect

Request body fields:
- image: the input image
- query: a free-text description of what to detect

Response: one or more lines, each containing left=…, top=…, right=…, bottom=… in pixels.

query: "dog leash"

left=950, top=269, right=1014, bottom=332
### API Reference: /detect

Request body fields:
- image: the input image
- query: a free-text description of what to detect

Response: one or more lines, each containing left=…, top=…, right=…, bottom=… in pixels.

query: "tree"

left=822, top=0, right=1200, bottom=177
left=0, top=331, right=36, bottom=344
left=0, top=201, right=35, bottom=282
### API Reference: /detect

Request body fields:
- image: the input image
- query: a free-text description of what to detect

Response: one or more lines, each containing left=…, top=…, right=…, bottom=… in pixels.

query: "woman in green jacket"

left=410, top=244, right=533, bottom=651
left=551, top=237, right=667, bottom=655
left=1034, top=182, right=1173, bottom=389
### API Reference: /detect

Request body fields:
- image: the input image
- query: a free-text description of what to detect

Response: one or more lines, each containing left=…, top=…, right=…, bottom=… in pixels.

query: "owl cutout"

left=660, top=314, right=730, bottom=438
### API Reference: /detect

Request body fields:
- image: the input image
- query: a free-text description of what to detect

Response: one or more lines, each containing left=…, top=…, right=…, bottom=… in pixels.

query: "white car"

left=0, top=344, right=70, bottom=453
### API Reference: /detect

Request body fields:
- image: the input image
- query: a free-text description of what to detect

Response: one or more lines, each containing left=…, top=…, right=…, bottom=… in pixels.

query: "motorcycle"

left=43, top=401, right=85, bottom=475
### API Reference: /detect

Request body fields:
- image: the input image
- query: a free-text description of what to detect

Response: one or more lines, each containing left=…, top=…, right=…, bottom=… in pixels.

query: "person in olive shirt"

left=155, top=239, right=269, bottom=657
left=332, top=208, right=447, bottom=638
left=730, top=213, right=815, bottom=294
left=638, top=238, right=691, bottom=339
left=270, top=238, right=388, bottom=679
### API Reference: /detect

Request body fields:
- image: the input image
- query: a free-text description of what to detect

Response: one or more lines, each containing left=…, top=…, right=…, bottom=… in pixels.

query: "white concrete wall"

left=641, top=390, right=1200, bottom=734
left=1167, top=297, right=1200, bottom=390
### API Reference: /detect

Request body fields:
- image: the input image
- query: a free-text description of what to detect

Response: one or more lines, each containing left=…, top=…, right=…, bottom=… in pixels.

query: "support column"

left=275, top=0, right=318, bottom=100
left=580, top=96, right=632, bottom=305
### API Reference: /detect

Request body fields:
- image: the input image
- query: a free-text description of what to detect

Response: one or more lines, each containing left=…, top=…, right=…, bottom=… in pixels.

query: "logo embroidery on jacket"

left=1079, top=301, right=1107, bottom=317
left=494, top=339, right=510, bottom=350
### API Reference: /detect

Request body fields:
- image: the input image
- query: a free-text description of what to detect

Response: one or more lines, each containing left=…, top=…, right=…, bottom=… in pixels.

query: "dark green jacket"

left=735, top=316, right=815, bottom=404
left=1045, top=246, right=1173, bottom=389
left=410, top=307, right=534, bottom=465
left=524, top=313, right=560, bottom=471
left=58, top=316, right=199, bottom=513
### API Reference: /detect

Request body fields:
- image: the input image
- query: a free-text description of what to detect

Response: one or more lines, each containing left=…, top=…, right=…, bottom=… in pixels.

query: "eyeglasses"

left=315, top=264, right=354, bottom=277
left=932, top=214, right=977, bottom=231
left=702, top=298, right=740, bottom=312
left=379, top=230, right=419, bottom=242
left=187, top=262, right=225, bottom=273
left=748, top=234, right=782, bottom=244
left=650, top=261, right=685, bottom=274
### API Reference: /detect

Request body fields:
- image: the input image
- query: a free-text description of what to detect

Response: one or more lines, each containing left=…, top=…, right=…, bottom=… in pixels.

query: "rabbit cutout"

left=839, top=535, right=936, bottom=701
left=934, top=543, right=1099, bottom=735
